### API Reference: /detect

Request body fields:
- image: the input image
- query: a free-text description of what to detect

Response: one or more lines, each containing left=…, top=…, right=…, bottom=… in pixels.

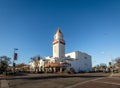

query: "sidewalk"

left=0, top=74, right=15, bottom=80
left=110, top=73, right=120, bottom=77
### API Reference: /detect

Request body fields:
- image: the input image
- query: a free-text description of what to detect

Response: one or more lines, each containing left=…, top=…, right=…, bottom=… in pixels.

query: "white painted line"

left=96, top=81, right=120, bottom=86
left=1, top=80, right=9, bottom=88
left=64, top=77, right=105, bottom=88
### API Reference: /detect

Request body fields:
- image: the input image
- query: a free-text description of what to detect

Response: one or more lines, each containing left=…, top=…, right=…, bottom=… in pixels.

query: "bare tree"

left=0, top=56, right=11, bottom=73
left=93, top=63, right=107, bottom=72
left=114, top=57, right=120, bottom=72
left=99, top=63, right=107, bottom=72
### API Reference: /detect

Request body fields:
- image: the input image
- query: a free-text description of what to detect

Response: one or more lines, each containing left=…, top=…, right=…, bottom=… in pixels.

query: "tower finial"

left=56, top=27, right=62, bottom=34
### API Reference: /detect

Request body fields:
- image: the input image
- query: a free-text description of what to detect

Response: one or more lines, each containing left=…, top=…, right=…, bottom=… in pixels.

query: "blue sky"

left=0, top=0, right=120, bottom=66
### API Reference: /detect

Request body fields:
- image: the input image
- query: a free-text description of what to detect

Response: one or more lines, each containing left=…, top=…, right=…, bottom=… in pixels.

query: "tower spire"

left=56, top=27, right=62, bottom=35
left=53, top=28, right=65, bottom=58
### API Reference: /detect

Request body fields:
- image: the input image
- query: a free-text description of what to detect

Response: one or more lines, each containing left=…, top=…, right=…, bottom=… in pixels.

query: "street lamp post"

left=13, top=48, right=18, bottom=74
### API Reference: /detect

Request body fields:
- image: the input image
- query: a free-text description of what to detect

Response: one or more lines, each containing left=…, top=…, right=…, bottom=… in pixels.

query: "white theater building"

left=29, top=28, right=92, bottom=73
left=65, top=51, right=92, bottom=72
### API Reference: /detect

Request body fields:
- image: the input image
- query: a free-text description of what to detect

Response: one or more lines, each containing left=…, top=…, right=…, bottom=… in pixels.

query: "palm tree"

left=31, top=55, right=41, bottom=73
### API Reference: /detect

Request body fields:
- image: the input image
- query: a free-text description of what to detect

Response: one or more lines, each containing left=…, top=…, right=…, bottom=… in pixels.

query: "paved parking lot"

left=0, top=73, right=120, bottom=88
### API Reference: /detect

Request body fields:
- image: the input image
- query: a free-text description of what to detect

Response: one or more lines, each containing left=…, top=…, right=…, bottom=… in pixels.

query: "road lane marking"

left=1, top=80, right=9, bottom=88
left=64, top=77, right=105, bottom=88
left=96, top=81, right=120, bottom=86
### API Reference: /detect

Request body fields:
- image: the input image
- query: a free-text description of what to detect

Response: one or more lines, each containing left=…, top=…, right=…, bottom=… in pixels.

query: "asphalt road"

left=0, top=73, right=120, bottom=88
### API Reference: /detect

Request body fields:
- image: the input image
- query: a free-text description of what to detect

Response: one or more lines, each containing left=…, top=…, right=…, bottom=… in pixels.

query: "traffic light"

left=13, top=63, right=16, bottom=67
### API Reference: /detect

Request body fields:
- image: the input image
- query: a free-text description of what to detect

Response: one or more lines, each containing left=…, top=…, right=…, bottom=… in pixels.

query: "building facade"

left=65, top=51, right=92, bottom=72
left=29, top=28, right=92, bottom=73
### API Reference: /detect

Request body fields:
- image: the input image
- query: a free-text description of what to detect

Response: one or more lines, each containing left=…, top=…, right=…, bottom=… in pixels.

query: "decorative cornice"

left=53, top=40, right=65, bottom=45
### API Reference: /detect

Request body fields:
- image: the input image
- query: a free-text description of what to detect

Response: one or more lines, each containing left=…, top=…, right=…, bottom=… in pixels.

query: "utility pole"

left=13, top=48, right=18, bottom=74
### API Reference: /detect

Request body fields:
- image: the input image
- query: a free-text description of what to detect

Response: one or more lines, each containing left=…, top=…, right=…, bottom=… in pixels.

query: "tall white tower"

left=53, top=28, right=65, bottom=58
